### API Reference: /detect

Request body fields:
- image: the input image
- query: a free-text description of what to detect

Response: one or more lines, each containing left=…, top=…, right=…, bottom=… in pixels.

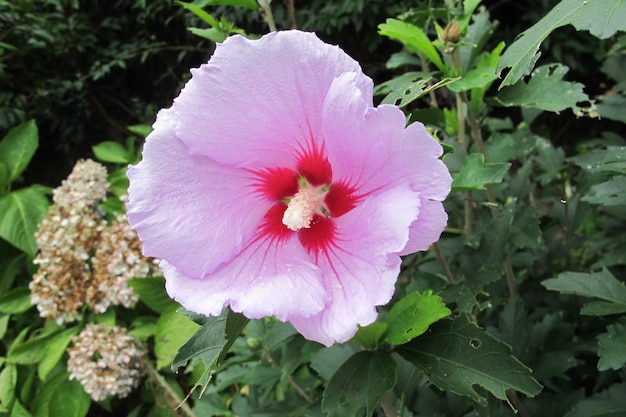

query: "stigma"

left=282, top=187, right=324, bottom=231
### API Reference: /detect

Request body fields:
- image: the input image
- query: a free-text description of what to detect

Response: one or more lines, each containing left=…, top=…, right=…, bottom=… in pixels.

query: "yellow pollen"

left=282, top=188, right=321, bottom=231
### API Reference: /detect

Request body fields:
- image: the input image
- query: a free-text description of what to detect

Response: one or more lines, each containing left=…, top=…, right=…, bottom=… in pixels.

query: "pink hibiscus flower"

left=126, top=30, right=451, bottom=346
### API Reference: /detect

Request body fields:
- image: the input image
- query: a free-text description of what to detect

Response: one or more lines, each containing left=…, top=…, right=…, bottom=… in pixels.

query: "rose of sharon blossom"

left=127, top=30, right=451, bottom=346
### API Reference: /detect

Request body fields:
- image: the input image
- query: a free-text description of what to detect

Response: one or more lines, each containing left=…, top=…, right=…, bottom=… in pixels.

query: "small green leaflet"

left=384, top=290, right=451, bottom=345
left=495, top=64, right=591, bottom=115
left=452, top=153, right=510, bottom=192
left=497, top=0, right=626, bottom=88
left=0, top=119, right=38, bottom=184
left=396, top=315, right=542, bottom=407
left=378, top=19, right=445, bottom=72
left=322, top=351, right=397, bottom=417
left=597, top=320, right=626, bottom=371
left=0, top=185, right=49, bottom=257
left=171, top=308, right=249, bottom=397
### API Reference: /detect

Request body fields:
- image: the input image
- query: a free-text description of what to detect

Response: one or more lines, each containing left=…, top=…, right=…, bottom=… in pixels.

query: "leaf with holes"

left=396, top=315, right=542, bottom=407
left=384, top=291, right=451, bottom=345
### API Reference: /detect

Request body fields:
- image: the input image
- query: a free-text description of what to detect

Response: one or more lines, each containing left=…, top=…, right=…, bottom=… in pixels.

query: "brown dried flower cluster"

left=30, top=159, right=159, bottom=323
left=67, top=324, right=145, bottom=401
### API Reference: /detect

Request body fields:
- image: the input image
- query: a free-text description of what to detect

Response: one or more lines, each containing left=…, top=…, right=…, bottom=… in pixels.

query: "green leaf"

left=0, top=186, right=49, bottom=257
left=570, top=146, right=626, bottom=175
left=497, top=0, right=626, bottom=87
left=375, top=72, right=458, bottom=108
left=596, top=93, right=626, bottom=123
left=0, top=119, right=38, bottom=183
left=32, top=372, right=65, bottom=417
left=177, top=2, right=220, bottom=26
left=597, top=321, right=626, bottom=371
left=7, top=331, right=56, bottom=365
left=452, top=153, right=510, bottom=192
left=542, top=268, right=626, bottom=310
left=48, top=377, right=90, bottom=417
left=322, top=351, right=397, bottom=417
left=188, top=27, right=227, bottom=43
left=447, top=66, right=499, bottom=93
left=171, top=308, right=249, bottom=397
left=10, top=400, right=31, bottom=417
left=564, top=382, right=626, bottom=417
left=192, top=0, right=258, bottom=9
left=0, top=363, right=17, bottom=412
left=396, top=316, right=542, bottom=406
left=155, top=307, right=200, bottom=370
left=351, top=322, right=388, bottom=350
left=582, top=176, right=626, bottom=206
left=384, top=291, right=451, bottom=345
left=310, top=344, right=358, bottom=381
left=0, top=287, right=33, bottom=314
left=38, top=327, right=80, bottom=381
left=92, top=141, right=132, bottom=164
left=495, top=64, right=590, bottom=115
left=127, top=276, right=178, bottom=313
left=581, top=301, right=626, bottom=316
left=379, top=19, right=446, bottom=72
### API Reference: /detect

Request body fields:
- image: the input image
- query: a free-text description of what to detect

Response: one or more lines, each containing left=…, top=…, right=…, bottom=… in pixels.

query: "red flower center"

left=250, top=147, right=359, bottom=255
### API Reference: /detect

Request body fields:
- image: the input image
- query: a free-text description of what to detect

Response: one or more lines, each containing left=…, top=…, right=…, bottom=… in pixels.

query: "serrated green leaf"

left=155, top=307, right=200, bottom=370
left=376, top=72, right=457, bottom=108
left=596, top=93, right=626, bottom=123
left=171, top=308, right=248, bottom=397
left=597, top=321, right=626, bottom=371
left=396, top=316, right=542, bottom=406
left=497, top=0, right=626, bottom=87
left=564, top=382, right=626, bottom=417
left=379, top=19, right=446, bottom=72
left=511, top=207, right=544, bottom=249
left=0, top=119, right=38, bottom=183
left=447, top=66, right=498, bottom=93
left=542, top=268, right=626, bottom=309
left=322, top=351, right=397, bottom=417
left=127, top=276, right=178, bottom=313
left=452, top=153, right=510, bottom=192
left=581, top=301, right=626, bottom=316
left=582, top=176, right=626, bottom=206
left=38, top=327, right=80, bottom=381
left=92, top=141, right=132, bottom=164
left=0, top=186, right=49, bottom=257
left=495, top=64, right=590, bottom=115
left=384, top=291, right=451, bottom=345
left=0, top=287, right=32, bottom=314
left=570, top=146, right=626, bottom=175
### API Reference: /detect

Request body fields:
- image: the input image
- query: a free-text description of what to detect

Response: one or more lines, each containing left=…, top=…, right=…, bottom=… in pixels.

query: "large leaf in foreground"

left=322, top=351, right=397, bottom=417
left=396, top=316, right=542, bottom=407
left=0, top=119, right=38, bottom=184
left=497, top=0, right=626, bottom=87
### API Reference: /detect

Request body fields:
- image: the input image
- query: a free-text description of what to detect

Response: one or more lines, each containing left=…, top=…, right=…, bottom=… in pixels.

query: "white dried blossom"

left=52, top=159, right=109, bottom=209
left=67, top=324, right=145, bottom=401
left=30, top=159, right=160, bottom=323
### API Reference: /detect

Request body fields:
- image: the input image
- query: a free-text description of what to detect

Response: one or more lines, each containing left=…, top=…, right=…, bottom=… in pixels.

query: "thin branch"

left=284, top=0, right=297, bottom=28
left=380, top=392, right=398, bottom=417
left=259, top=0, right=277, bottom=32
left=265, top=353, right=313, bottom=403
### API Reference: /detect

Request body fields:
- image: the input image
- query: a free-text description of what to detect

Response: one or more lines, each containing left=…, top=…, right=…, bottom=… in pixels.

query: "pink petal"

left=400, top=198, right=449, bottom=255
left=172, top=31, right=372, bottom=170
left=322, top=72, right=451, bottom=202
left=290, top=185, right=421, bottom=346
left=163, top=233, right=328, bottom=321
left=126, top=108, right=269, bottom=278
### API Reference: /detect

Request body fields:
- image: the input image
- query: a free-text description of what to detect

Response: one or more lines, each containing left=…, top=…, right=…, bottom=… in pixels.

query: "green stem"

left=144, top=359, right=197, bottom=417
left=380, top=392, right=398, bottom=417
left=259, top=0, right=277, bottom=32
